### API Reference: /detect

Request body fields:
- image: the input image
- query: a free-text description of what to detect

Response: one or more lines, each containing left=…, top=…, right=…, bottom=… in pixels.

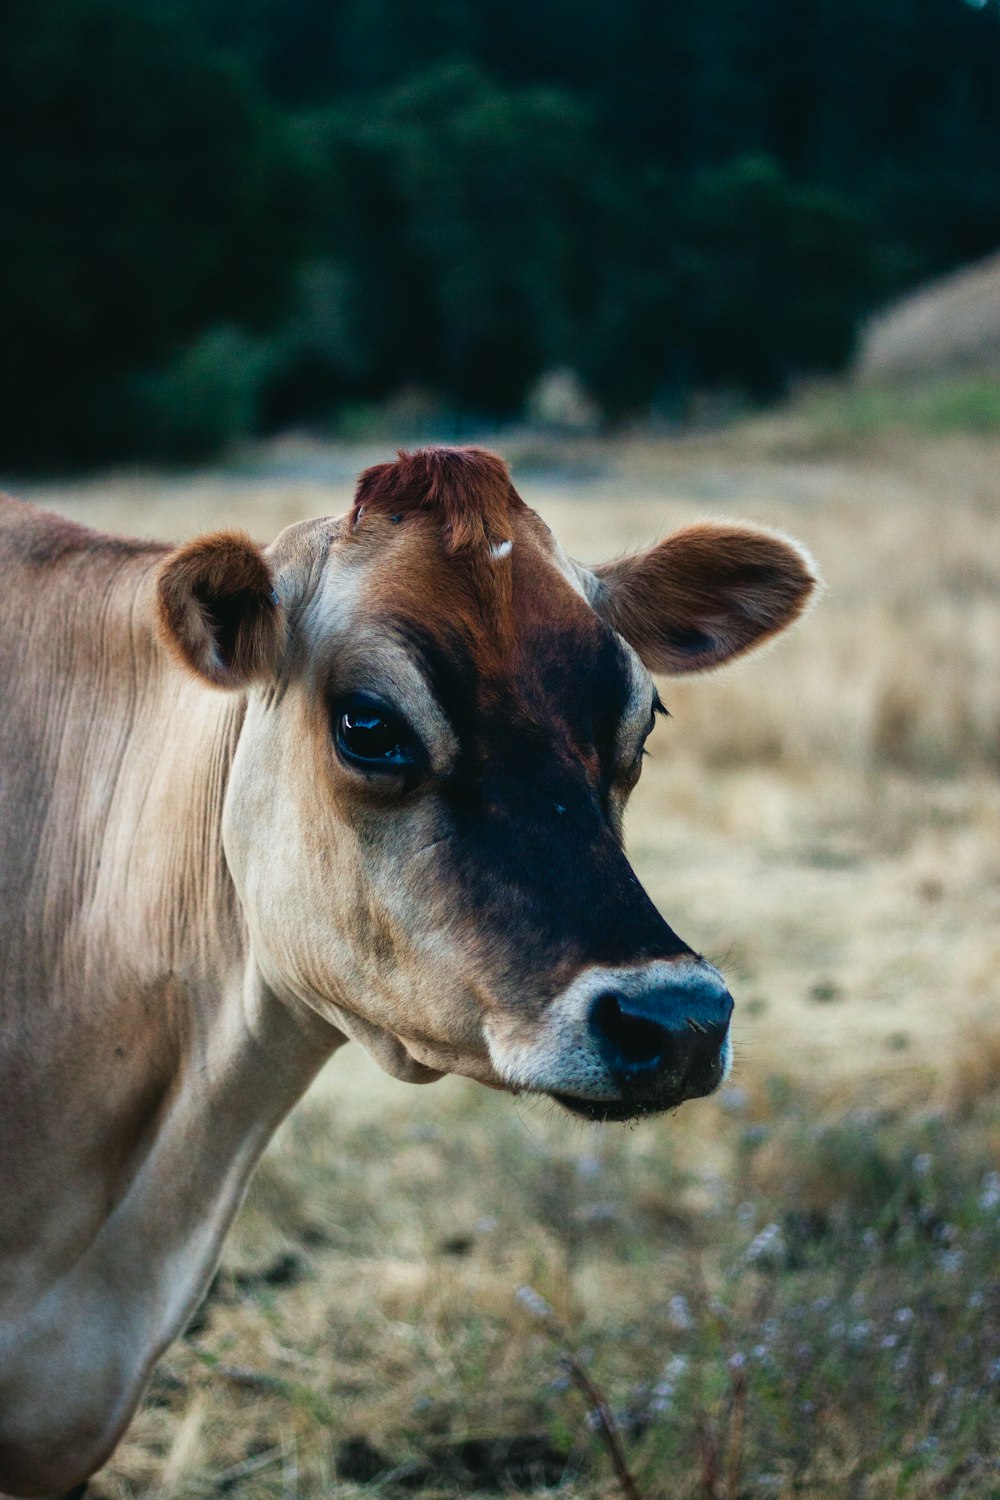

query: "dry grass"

left=20, top=420, right=1000, bottom=1496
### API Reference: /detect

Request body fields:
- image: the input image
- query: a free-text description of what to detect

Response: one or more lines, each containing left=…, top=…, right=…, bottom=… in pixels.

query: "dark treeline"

left=3, top=0, right=999, bottom=466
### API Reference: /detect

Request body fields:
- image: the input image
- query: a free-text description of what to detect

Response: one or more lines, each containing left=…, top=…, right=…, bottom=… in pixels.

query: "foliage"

left=128, top=326, right=275, bottom=460
left=2, top=0, right=999, bottom=465
left=0, top=0, right=305, bottom=466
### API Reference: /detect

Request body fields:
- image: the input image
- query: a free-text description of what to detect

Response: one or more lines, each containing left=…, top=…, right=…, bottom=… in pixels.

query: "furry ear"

left=156, top=531, right=284, bottom=689
left=592, top=522, right=819, bottom=675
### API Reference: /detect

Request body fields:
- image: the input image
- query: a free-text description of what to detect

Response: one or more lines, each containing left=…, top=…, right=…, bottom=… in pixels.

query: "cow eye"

left=334, top=694, right=418, bottom=772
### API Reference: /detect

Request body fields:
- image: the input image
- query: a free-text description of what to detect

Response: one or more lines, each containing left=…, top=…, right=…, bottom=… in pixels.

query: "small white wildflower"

left=895, top=1307, right=915, bottom=1326
left=516, top=1285, right=553, bottom=1320
left=978, top=1171, right=1000, bottom=1211
left=861, top=1228, right=879, bottom=1251
left=746, top=1222, right=786, bottom=1265
left=662, top=1354, right=689, bottom=1381
left=968, top=1290, right=985, bottom=1310
left=849, top=1320, right=874, bottom=1343
left=938, top=1250, right=964, bottom=1275
left=913, top=1153, right=933, bottom=1176
left=474, top=1215, right=498, bottom=1233
left=880, top=1333, right=899, bottom=1349
left=728, top=1351, right=746, bottom=1371
left=928, top=1370, right=946, bottom=1387
left=736, top=1201, right=757, bottom=1227
left=668, top=1294, right=694, bottom=1331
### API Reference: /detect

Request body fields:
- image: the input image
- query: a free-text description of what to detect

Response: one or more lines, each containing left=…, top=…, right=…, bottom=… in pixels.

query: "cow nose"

left=589, top=976, right=733, bottom=1090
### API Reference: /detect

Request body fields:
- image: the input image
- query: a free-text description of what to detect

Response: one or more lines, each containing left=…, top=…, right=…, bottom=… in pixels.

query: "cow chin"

left=549, top=1066, right=725, bottom=1123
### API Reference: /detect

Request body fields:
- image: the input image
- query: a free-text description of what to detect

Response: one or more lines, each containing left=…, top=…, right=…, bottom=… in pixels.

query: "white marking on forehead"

left=489, top=538, right=513, bottom=561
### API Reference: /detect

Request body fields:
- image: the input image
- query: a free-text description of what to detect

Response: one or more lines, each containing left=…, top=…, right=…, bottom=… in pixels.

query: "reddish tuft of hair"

left=353, top=447, right=524, bottom=552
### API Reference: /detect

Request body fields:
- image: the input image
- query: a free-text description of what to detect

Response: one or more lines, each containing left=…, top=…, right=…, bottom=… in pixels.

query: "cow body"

left=0, top=451, right=817, bottom=1493
left=0, top=501, right=337, bottom=1489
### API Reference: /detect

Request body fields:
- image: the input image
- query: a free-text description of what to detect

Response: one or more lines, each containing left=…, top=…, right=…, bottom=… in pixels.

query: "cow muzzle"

left=556, top=973, right=733, bottom=1121
left=485, top=959, right=734, bottom=1123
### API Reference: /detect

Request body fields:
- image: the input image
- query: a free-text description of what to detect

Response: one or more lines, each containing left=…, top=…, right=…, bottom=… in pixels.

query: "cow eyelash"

left=636, top=697, right=667, bottom=764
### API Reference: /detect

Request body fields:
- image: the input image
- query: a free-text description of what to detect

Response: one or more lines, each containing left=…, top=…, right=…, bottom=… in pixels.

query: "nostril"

left=592, top=992, right=666, bottom=1069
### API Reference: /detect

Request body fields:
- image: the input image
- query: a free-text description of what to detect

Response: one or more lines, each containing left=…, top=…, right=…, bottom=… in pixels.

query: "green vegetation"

left=793, top=378, right=1000, bottom=442
left=2, top=0, right=999, bottom=465
left=124, top=1085, right=1000, bottom=1496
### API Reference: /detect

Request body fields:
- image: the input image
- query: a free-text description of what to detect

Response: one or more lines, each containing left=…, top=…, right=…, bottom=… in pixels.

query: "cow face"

left=157, top=449, right=818, bottom=1121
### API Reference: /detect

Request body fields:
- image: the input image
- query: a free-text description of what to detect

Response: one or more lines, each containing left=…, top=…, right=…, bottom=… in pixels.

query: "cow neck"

left=66, top=560, right=340, bottom=1195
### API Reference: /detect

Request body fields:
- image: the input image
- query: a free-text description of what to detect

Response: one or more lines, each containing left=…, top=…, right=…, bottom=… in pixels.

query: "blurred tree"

left=677, top=157, right=875, bottom=394
left=266, top=64, right=607, bottom=417
left=368, top=63, right=600, bottom=412
left=0, top=0, right=303, bottom=463
left=1, top=0, right=998, bottom=464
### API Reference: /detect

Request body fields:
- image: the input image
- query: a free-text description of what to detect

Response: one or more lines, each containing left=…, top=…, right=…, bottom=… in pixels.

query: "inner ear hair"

left=156, top=530, right=285, bottom=689
left=593, top=521, right=820, bottom=676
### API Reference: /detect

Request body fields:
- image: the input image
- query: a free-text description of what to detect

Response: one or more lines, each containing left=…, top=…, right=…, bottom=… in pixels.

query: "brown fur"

left=156, top=531, right=285, bottom=689
left=593, top=522, right=819, bottom=675
left=353, top=446, right=524, bottom=551
left=352, top=447, right=530, bottom=660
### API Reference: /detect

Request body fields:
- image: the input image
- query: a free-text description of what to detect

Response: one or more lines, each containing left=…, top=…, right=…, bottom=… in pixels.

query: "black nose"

left=589, top=976, right=733, bottom=1094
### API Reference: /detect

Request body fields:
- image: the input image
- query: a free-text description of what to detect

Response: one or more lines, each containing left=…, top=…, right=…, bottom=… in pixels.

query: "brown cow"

left=0, top=448, right=817, bottom=1494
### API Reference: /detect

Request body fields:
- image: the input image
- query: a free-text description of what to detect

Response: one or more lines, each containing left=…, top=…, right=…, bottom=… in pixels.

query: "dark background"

left=3, top=0, right=999, bottom=467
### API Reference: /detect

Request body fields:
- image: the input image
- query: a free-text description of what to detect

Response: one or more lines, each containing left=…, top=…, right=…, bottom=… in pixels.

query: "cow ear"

left=592, top=522, right=819, bottom=675
left=156, top=531, right=285, bottom=689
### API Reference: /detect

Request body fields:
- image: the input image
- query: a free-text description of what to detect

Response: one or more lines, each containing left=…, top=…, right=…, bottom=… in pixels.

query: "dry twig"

left=516, top=1286, right=646, bottom=1500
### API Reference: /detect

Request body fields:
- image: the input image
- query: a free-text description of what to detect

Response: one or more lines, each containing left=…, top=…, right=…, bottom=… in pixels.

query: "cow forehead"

left=309, top=506, right=649, bottom=740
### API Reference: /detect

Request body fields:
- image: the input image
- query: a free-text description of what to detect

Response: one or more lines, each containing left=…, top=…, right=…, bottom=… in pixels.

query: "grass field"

left=24, top=416, right=1000, bottom=1497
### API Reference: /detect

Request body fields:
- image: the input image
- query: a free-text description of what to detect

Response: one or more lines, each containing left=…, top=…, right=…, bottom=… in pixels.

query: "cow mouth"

left=550, top=1091, right=675, bottom=1123
left=550, top=1069, right=722, bottom=1123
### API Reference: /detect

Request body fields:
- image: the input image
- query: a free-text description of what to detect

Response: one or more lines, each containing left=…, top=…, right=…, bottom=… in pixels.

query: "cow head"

left=157, top=448, right=818, bottom=1121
